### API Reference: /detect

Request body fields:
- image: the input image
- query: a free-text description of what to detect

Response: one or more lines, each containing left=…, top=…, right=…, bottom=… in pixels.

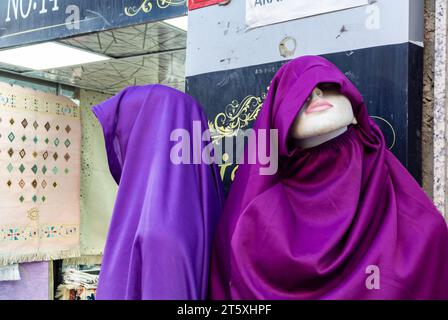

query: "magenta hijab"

left=92, top=84, right=224, bottom=300
left=209, top=56, right=448, bottom=300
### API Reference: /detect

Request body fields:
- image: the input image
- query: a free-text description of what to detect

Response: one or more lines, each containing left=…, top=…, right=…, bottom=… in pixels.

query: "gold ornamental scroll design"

left=370, top=116, right=397, bottom=150
left=125, top=0, right=187, bottom=17
left=208, top=93, right=266, bottom=181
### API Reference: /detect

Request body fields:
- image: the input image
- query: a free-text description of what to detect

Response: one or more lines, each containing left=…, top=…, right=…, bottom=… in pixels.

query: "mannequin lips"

left=306, top=99, right=334, bottom=114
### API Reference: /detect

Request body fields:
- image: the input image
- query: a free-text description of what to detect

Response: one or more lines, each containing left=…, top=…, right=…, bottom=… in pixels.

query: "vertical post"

left=423, top=0, right=435, bottom=200
left=433, top=0, right=448, bottom=218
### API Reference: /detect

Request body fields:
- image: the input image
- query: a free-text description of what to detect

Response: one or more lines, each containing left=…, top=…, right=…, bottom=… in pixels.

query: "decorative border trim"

left=0, top=224, right=79, bottom=242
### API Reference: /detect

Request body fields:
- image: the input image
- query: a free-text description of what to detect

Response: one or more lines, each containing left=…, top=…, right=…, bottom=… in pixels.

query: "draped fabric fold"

left=210, top=56, right=448, bottom=300
left=93, top=84, right=224, bottom=300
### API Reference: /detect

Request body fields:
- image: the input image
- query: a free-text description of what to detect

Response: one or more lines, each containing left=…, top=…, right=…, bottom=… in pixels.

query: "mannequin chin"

left=290, top=84, right=357, bottom=149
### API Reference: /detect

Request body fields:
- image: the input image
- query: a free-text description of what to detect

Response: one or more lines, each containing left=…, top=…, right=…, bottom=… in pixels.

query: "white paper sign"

left=246, top=0, right=370, bottom=29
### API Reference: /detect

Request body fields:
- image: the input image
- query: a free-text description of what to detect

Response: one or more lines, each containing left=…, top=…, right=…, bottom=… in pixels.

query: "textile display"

left=65, top=89, right=117, bottom=265
left=210, top=56, right=448, bottom=299
left=63, top=268, right=99, bottom=288
left=0, top=262, right=52, bottom=300
left=0, top=82, right=81, bottom=265
left=56, top=267, right=99, bottom=300
left=93, top=84, right=224, bottom=300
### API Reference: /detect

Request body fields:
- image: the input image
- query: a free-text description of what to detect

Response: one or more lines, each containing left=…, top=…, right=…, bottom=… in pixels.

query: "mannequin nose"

left=312, top=87, right=324, bottom=99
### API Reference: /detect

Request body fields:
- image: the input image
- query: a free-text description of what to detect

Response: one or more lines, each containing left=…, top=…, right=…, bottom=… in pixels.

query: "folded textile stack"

left=63, top=268, right=98, bottom=289
left=56, top=267, right=99, bottom=300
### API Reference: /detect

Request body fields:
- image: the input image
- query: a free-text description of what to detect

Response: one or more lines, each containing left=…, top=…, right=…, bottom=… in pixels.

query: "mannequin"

left=92, top=85, right=224, bottom=300
left=209, top=56, right=448, bottom=300
left=290, top=83, right=357, bottom=149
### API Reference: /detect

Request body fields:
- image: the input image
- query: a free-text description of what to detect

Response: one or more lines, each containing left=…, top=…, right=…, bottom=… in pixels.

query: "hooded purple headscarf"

left=209, top=56, right=448, bottom=300
left=92, top=84, right=224, bottom=300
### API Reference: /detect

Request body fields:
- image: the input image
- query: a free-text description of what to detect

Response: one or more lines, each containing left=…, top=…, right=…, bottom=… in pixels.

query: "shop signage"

left=246, top=0, right=369, bottom=29
left=0, top=0, right=187, bottom=48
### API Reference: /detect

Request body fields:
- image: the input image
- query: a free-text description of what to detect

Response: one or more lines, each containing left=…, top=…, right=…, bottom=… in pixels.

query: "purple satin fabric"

left=210, top=56, right=448, bottom=300
left=93, top=84, right=224, bottom=300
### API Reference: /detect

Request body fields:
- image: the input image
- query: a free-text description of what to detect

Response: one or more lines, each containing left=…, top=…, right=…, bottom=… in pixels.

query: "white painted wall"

left=186, top=0, right=423, bottom=76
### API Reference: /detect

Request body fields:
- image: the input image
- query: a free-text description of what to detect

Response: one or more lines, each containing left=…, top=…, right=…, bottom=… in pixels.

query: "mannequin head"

left=290, top=83, right=357, bottom=148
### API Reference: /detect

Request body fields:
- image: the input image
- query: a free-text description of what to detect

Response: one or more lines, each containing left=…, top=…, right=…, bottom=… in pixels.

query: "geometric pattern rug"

left=0, top=82, right=80, bottom=265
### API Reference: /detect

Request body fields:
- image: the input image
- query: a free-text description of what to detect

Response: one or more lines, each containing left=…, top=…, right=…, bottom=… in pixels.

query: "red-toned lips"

left=306, top=99, right=334, bottom=114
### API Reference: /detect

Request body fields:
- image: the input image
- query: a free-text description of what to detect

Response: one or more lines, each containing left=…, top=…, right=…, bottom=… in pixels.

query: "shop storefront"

left=0, top=0, right=188, bottom=300
left=1, top=0, right=448, bottom=303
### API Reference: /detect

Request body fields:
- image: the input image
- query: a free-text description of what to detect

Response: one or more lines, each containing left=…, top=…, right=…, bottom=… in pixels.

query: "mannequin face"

left=290, top=84, right=357, bottom=141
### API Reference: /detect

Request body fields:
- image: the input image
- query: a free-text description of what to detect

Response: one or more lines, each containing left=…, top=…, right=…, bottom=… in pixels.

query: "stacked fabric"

left=56, top=267, right=99, bottom=300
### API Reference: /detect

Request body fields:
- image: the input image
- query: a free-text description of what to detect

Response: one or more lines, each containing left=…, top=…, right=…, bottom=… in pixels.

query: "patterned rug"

left=0, top=82, right=81, bottom=265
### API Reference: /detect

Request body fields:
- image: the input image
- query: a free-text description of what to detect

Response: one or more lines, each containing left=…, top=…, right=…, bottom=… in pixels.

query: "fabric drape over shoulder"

left=209, top=56, right=448, bottom=300
left=93, top=84, right=224, bottom=300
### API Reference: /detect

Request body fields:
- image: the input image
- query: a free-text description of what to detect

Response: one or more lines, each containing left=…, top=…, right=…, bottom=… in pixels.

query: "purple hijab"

left=210, top=56, right=448, bottom=300
left=93, top=84, right=224, bottom=300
